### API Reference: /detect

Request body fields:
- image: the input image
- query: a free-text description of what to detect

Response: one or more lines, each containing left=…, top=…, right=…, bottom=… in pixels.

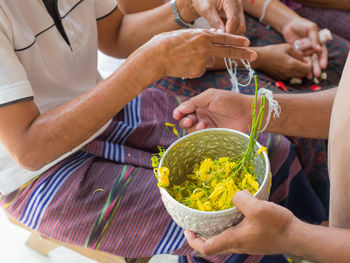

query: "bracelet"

left=257, top=88, right=281, bottom=132
left=170, top=0, right=194, bottom=28
left=259, top=0, right=272, bottom=23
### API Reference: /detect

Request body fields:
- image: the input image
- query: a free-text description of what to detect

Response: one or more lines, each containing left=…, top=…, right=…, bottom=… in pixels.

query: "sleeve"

left=0, top=7, right=33, bottom=107
left=94, top=0, right=118, bottom=20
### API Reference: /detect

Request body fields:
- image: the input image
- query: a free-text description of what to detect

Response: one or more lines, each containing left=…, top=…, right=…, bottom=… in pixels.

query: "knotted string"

left=257, top=88, right=281, bottom=132
left=224, top=58, right=255, bottom=93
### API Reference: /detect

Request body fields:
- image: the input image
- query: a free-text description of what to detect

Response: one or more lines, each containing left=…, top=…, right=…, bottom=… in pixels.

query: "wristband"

left=170, top=0, right=194, bottom=28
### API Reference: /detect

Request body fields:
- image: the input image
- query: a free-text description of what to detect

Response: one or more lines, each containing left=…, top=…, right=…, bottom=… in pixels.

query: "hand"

left=282, top=17, right=328, bottom=77
left=146, top=29, right=256, bottom=79
left=194, top=0, right=246, bottom=34
left=177, top=0, right=246, bottom=35
left=173, top=89, right=252, bottom=132
left=255, top=44, right=312, bottom=80
left=185, top=191, right=297, bottom=256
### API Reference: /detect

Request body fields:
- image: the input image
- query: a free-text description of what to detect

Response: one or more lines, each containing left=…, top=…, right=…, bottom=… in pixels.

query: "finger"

left=209, top=32, right=250, bottom=47
left=224, top=0, right=246, bottom=35
left=291, top=58, right=312, bottom=77
left=210, top=46, right=257, bottom=61
left=185, top=228, right=240, bottom=256
left=304, top=56, right=313, bottom=79
left=178, top=114, right=198, bottom=129
left=173, top=90, right=214, bottom=120
left=287, top=46, right=304, bottom=61
left=308, top=28, right=321, bottom=51
left=312, top=53, right=321, bottom=77
left=232, top=190, right=261, bottom=216
left=202, top=7, right=225, bottom=32
left=319, top=44, right=328, bottom=69
left=187, top=121, right=207, bottom=133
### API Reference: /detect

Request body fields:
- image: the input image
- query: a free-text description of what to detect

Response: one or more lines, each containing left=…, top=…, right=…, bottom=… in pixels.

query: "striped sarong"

left=1, top=15, right=349, bottom=263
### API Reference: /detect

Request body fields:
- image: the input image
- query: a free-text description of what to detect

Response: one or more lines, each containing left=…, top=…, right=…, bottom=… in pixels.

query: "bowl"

left=158, top=128, right=271, bottom=238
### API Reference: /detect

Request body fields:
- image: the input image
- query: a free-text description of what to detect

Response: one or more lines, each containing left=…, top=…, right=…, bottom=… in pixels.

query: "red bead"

left=310, top=85, right=322, bottom=91
left=275, top=81, right=287, bottom=91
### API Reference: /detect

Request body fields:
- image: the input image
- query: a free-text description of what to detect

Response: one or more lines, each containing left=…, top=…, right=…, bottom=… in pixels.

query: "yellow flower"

left=157, top=167, right=170, bottom=188
left=257, top=146, right=267, bottom=155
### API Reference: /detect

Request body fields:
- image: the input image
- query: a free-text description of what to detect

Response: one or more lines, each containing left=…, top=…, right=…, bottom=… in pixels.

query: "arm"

left=185, top=191, right=350, bottom=263
left=0, top=29, right=254, bottom=170
left=173, top=87, right=335, bottom=139
left=98, top=0, right=247, bottom=58
left=295, top=0, right=350, bottom=11
left=329, top=52, right=350, bottom=228
left=118, top=0, right=164, bottom=14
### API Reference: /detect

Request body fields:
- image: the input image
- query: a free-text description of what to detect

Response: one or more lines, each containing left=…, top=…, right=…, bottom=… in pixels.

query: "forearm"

left=294, top=0, right=350, bottom=10
left=9, top=51, right=162, bottom=170
left=243, top=0, right=300, bottom=33
left=265, top=88, right=335, bottom=139
left=329, top=53, right=350, bottom=228
left=104, top=1, right=198, bottom=58
left=285, top=218, right=350, bottom=263
left=118, top=0, right=165, bottom=14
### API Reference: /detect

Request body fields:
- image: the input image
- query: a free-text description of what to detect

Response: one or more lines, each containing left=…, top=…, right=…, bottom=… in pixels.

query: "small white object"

left=313, top=77, right=320, bottom=84
left=289, top=77, right=302, bottom=85
left=320, top=72, right=328, bottom=80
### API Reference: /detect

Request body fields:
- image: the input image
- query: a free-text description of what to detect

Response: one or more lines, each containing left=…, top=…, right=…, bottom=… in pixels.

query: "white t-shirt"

left=0, top=0, right=118, bottom=195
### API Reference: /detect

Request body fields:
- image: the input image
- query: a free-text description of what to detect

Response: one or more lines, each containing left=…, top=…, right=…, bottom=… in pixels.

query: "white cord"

left=257, top=88, right=281, bottom=132
left=259, top=0, right=272, bottom=23
left=224, top=58, right=255, bottom=92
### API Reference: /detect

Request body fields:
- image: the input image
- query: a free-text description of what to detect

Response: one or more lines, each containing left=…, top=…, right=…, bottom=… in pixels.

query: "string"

left=257, top=88, right=281, bottom=132
left=224, top=58, right=255, bottom=92
left=259, top=0, right=272, bottom=23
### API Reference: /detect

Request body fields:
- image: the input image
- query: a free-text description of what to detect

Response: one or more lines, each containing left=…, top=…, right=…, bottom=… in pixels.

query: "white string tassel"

left=224, top=58, right=255, bottom=92
left=225, top=58, right=239, bottom=92
left=257, top=88, right=281, bottom=132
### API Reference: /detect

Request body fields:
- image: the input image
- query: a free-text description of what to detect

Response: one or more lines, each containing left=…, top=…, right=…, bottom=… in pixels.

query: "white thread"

left=257, top=88, right=281, bottom=132
left=224, top=58, right=255, bottom=92
left=259, top=0, right=272, bottom=23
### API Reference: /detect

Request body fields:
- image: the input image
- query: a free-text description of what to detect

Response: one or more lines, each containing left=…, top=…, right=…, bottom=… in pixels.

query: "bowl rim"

left=158, top=128, right=270, bottom=215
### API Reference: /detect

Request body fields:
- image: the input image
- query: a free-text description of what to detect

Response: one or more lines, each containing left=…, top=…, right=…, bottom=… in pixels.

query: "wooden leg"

left=25, top=234, right=59, bottom=256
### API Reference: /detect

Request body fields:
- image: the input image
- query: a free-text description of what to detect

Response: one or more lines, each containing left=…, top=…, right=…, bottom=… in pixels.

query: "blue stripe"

left=29, top=154, right=92, bottom=229
left=21, top=152, right=91, bottom=228
left=154, top=220, right=184, bottom=254
left=162, top=224, right=183, bottom=253
left=20, top=151, right=86, bottom=223
left=25, top=153, right=91, bottom=228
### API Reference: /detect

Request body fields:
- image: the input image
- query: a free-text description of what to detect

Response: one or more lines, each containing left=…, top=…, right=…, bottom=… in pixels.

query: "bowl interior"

left=160, top=129, right=267, bottom=188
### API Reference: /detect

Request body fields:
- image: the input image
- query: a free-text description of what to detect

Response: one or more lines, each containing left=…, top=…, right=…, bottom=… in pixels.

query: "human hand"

left=255, top=44, right=312, bottom=80
left=193, top=0, right=246, bottom=35
left=173, top=89, right=252, bottom=133
left=282, top=18, right=328, bottom=77
left=185, top=191, right=298, bottom=256
left=146, top=29, right=256, bottom=79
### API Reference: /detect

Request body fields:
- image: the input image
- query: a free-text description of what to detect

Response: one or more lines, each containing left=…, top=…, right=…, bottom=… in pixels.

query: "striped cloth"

left=1, top=15, right=349, bottom=263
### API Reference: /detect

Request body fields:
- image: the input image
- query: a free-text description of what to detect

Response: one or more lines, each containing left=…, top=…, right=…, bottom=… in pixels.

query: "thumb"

left=202, top=8, right=225, bottom=32
left=173, top=90, right=214, bottom=120
left=232, top=190, right=259, bottom=216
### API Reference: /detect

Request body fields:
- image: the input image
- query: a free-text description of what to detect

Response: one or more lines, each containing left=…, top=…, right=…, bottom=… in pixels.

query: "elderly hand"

left=173, top=89, right=252, bottom=132
left=255, top=43, right=312, bottom=80
left=145, top=29, right=256, bottom=79
left=193, top=0, right=246, bottom=35
left=177, top=0, right=246, bottom=35
left=185, top=191, right=297, bottom=256
left=282, top=17, right=328, bottom=77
